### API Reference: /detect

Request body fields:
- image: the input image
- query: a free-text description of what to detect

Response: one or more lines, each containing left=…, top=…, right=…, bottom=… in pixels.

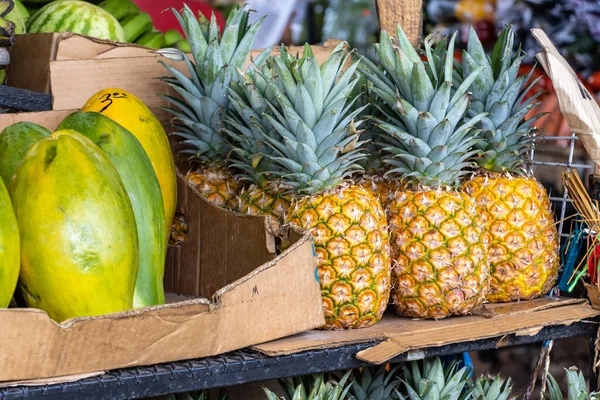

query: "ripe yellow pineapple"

left=254, top=43, right=391, bottom=329
left=359, top=27, right=490, bottom=318
left=288, top=185, right=390, bottom=329
left=159, top=5, right=267, bottom=210
left=458, top=26, right=559, bottom=302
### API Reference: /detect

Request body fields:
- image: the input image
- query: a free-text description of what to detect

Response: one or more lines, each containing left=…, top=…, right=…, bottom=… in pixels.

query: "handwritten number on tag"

left=98, top=92, right=129, bottom=113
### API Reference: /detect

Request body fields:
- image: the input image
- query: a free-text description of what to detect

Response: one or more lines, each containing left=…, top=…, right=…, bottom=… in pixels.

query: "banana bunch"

left=0, top=0, right=16, bottom=68
left=97, top=0, right=190, bottom=51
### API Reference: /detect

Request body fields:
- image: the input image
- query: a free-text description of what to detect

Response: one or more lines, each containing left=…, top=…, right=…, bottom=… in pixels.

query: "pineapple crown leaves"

left=222, top=56, right=282, bottom=187
left=397, top=358, right=474, bottom=400
left=251, top=42, right=369, bottom=195
left=544, top=368, right=600, bottom=400
left=456, top=24, right=547, bottom=173
left=268, top=370, right=354, bottom=400
left=359, top=24, right=487, bottom=189
left=157, top=3, right=269, bottom=167
left=470, top=374, right=515, bottom=400
left=350, top=364, right=402, bottom=400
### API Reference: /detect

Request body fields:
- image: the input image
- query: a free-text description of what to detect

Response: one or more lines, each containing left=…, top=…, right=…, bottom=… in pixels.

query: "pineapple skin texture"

left=388, top=190, right=490, bottom=318
left=185, top=167, right=239, bottom=210
left=238, top=184, right=292, bottom=223
left=287, top=185, right=391, bottom=330
left=358, top=175, right=405, bottom=210
left=462, top=175, right=559, bottom=302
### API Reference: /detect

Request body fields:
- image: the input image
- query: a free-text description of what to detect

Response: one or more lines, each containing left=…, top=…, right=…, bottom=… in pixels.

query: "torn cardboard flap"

left=253, top=297, right=599, bottom=365
left=0, top=232, right=323, bottom=382
left=532, top=28, right=600, bottom=167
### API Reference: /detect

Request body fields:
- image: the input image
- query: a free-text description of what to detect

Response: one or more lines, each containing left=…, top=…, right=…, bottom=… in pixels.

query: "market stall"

left=0, top=0, right=599, bottom=399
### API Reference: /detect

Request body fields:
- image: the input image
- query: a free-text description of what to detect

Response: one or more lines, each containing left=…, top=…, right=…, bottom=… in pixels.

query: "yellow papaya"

left=0, top=122, right=51, bottom=187
left=9, top=130, right=138, bottom=322
left=57, top=112, right=167, bottom=307
left=81, top=89, right=177, bottom=232
left=0, top=179, right=19, bottom=308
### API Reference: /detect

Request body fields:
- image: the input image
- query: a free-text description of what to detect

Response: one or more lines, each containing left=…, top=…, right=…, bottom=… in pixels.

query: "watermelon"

left=26, top=0, right=125, bottom=42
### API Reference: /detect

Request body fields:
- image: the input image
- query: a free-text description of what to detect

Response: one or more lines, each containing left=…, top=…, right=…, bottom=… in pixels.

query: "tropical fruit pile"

left=161, top=4, right=560, bottom=329
left=0, top=88, right=176, bottom=322
left=15, top=0, right=190, bottom=50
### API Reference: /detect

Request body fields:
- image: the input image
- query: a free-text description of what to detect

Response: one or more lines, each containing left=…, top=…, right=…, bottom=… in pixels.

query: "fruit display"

left=158, top=4, right=266, bottom=211
left=26, top=0, right=125, bottom=41
left=359, top=27, right=489, bottom=318
left=10, top=130, right=138, bottom=322
left=57, top=111, right=167, bottom=308
left=459, top=26, right=559, bottom=302
left=0, top=85, right=174, bottom=321
left=81, top=88, right=177, bottom=237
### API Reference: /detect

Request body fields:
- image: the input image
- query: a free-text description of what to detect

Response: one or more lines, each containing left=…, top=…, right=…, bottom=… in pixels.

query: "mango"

left=82, top=89, right=177, bottom=234
left=9, top=130, right=138, bottom=322
left=58, top=112, right=166, bottom=307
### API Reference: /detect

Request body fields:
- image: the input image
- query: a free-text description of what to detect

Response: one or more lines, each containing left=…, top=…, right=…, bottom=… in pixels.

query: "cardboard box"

left=254, top=297, right=600, bottom=364
left=5, top=33, right=344, bottom=129
left=0, top=35, right=326, bottom=383
left=0, top=230, right=323, bottom=382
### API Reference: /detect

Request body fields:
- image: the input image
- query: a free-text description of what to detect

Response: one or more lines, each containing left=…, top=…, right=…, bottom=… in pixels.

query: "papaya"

left=0, top=179, right=19, bottom=308
left=9, top=129, right=138, bottom=322
left=0, top=122, right=51, bottom=187
left=57, top=111, right=166, bottom=307
left=81, top=89, right=177, bottom=234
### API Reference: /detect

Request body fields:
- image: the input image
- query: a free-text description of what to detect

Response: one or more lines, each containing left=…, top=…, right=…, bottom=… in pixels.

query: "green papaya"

left=0, top=178, right=19, bottom=308
left=0, top=122, right=51, bottom=187
left=57, top=112, right=166, bottom=307
left=9, top=129, right=138, bottom=322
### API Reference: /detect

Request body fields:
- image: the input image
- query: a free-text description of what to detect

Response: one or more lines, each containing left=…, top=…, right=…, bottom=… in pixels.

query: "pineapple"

left=470, top=374, right=515, bottom=400
left=267, top=371, right=353, bottom=400
left=398, top=358, right=473, bottom=400
left=350, top=364, right=402, bottom=400
left=255, top=43, right=391, bottom=329
left=159, top=4, right=268, bottom=209
left=223, top=53, right=293, bottom=222
left=545, top=367, right=600, bottom=400
left=359, top=26, right=490, bottom=318
left=458, top=25, right=559, bottom=302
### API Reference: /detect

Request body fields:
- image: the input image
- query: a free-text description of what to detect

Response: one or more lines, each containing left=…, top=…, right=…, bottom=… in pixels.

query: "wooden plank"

left=376, top=0, right=423, bottom=45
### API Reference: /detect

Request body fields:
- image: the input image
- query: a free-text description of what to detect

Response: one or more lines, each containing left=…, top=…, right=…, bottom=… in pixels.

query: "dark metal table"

left=1, top=319, right=597, bottom=400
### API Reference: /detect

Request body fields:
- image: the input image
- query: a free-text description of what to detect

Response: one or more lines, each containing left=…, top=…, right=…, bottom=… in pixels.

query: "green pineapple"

left=470, top=374, right=515, bottom=400
left=397, top=358, right=473, bottom=400
left=159, top=4, right=269, bottom=209
left=545, top=367, right=600, bottom=400
left=349, top=364, right=402, bottom=400
left=265, top=371, right=353, bottom=400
